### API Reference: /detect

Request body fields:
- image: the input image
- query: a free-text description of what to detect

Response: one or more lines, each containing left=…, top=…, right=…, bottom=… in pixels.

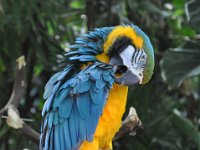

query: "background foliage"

left=0, top=0, right=200, bottom=149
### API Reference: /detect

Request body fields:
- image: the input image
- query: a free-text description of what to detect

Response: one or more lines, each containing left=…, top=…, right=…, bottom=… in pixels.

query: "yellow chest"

left=94, top=83, right=128, bottom=147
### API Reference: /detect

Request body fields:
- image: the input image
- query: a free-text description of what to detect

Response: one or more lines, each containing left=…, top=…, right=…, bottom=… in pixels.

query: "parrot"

left=40, top=24, right=154, bottom=150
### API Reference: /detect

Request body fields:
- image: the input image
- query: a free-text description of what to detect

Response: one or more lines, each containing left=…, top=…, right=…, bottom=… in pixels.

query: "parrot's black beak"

left=114, top=68, right=141, bottom=86
left=109, top=45, right=144, bottom=86
left=111, top=62, right=142, bottom=86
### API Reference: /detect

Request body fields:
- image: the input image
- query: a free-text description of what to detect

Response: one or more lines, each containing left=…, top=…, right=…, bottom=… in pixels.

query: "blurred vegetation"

left=0, top=0, right=200, bottom=150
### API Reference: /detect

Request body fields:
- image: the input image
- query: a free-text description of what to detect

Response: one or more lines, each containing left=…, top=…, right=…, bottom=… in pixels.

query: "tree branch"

left=0, top=56, right=40, bottom=144
left=113, top=107, right=143, bottom=141
left=20, top=122, right=40, bottom=144
left=0, top=56, right=26, bottom=115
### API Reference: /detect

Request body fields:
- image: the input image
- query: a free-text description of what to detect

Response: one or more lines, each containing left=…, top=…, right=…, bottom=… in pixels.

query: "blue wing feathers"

left=52, top=82, right=61, bottom=94
left=47, top=112, right=54, bottom=128
left=40, top=63, right=115, bottom=150
left=54, top=125, right=61, bottom=150
left=89, top=85, right=104, bottom=104
left=53, top=111, right=58, bottom=125
left=78, top=114, right=87, bottom=141
left=43, top=72, right=61, bottom=99
left=44, top=129, right=51, bottom=150
left=43, top=84, right=53, bottom=100
left=76, top=92, right=91, bottom=119
left=69, top=55, right=96, bottom=62
left=79, top=80, right=92, bottom=93
left=58, top=97, right=73, bottom=118
left=63, top=119, right=72, bottom=149
left=69, top=44, right=82, bottom=49
left=59, top=123, right=65, bottom=150
left=53, top=88, right=70, bottom=108
left=69, top=104, right=79, bottom=146
left=79, top=71, right=90, bottom=81
left=49, top=131, right=53, bottom=150
left=42, top=65, right=74, bottom=116
left=96, top=79, right=106, bottom=89
left=58, top=116, right=64, bottom=123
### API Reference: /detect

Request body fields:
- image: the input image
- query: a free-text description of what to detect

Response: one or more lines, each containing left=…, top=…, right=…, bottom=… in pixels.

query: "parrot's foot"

left=113, top=107, right=143, bottom=141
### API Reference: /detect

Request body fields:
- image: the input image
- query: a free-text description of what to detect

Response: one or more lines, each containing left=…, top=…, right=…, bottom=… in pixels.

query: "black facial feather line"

left=108, top=36, right=133, bottom=57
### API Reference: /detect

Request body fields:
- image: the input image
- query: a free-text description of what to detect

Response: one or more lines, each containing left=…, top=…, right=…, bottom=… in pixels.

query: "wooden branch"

left=113, top=107, right=143, bottom=141
left=20, top=122, right=40, bottom=144
left=0, top=56, right=26, bottom=115
left=0, top=56, right=40, bottom=144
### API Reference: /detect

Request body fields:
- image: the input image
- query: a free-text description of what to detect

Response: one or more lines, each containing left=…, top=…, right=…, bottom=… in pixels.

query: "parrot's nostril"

left=116, top=65, right=128, bottom=74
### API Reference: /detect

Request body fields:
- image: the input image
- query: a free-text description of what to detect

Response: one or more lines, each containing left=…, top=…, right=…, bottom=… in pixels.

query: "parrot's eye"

left=140, top=55, right=146, bottom=62
left=138, top=51, right=147, bottom=69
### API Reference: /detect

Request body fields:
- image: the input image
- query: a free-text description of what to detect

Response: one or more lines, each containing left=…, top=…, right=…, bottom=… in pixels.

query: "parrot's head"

left=66, top=24, right=154, bottom=86
left=96, top=25, right=154, bottom=85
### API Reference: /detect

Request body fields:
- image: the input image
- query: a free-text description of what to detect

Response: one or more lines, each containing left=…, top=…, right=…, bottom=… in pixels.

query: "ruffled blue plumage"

left=40, top=62, right=115, bottom=150
left=64, top=27, right=112, bottom=63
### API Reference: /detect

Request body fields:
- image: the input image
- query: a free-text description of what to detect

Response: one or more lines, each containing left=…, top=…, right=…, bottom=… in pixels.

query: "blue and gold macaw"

left=40, top=24, right=154, bottom=150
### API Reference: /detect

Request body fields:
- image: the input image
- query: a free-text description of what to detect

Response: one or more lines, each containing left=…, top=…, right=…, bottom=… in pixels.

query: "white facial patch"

left=119, top=45, right=146, bottom=84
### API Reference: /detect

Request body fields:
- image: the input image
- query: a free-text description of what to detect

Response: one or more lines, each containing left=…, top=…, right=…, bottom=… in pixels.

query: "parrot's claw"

left=123, top=107, right=143, bottom=135
left=113, top=107, right=143, bottom=141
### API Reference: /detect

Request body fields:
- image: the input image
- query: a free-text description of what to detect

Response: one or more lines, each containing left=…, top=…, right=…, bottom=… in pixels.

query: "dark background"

left=0, top=0, right=200, bottom=149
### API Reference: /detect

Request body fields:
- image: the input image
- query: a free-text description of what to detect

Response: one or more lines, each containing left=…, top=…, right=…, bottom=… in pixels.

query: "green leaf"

left=174, top=9, right=184, bottom=17
left=160, top=41, right=200, bottom=87
left=69, top=1, right=83, bottom=9
left=47, top=21, right=54, bottom=36
left=178, top=26, right=196, bottom=37
left=185, top=0, right=200, bottom=32
left=173, top=0, right=185, bottom=8
left=34, top=64, right=44, bottom=76
left=172, top=109, right=200, bottom=150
